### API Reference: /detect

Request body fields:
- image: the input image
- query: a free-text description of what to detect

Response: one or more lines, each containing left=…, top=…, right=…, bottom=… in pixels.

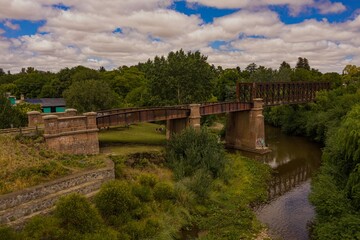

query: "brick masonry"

left=27, top=108, right=78, bottom=127
left=43, top=112, right=100, bottom=155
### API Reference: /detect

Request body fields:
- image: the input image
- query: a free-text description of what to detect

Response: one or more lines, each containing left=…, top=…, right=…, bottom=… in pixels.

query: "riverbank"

left=101, top=123, right=272, bottom=239
left=0, top=122, right=272, bottom=239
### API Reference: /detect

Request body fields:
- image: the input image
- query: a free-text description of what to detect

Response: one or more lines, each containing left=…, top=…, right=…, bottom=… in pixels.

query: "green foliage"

left=166, top=127, right=227, bottom=180
left=22, top=216, right=63, bottom=240
left=0, top=94, right=40, bottom=128
left=0, top=226, right=19, bottom=240
left=309, top=104, right=360, bottom=239
left=63, top=79, right=120, bottom=112
left=139, top=49, right=214, bottom=105
left=214, top=68, right=239, bottom=101
left=94, top=180, right=140, bottom=221
left=153, top=181, right=175, bottom=201
left=55, top=193, right=104, bottom=233
left=311, top=214, right=360, bottom=240
left=138, top=173, right=158, bottom=188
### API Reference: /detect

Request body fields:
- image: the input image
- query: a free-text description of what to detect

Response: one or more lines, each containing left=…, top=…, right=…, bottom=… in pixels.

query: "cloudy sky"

left=1, top=0, right=360, bottom=73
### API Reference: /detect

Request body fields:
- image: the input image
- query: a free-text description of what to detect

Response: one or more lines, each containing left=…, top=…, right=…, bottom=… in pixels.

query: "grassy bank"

left=99, top=123, right=271, bottom=239
left=0, top=134, right=106, bottom=194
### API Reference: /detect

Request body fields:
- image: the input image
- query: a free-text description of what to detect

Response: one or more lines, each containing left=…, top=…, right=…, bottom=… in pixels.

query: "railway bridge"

left=35, top=82, right=330, bottom=154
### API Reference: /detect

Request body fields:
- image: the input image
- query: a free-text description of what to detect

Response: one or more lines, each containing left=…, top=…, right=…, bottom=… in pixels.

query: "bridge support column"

left=166, top=118, right=188, bottom=140
left=225, top=98, right=270, bottom=154
left=166, top=104, right=201, bottom=139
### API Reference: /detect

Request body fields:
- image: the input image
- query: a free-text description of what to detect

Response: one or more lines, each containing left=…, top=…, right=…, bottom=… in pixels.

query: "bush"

left=95, top=180, right=140, bottom=221
left=55, top=193, right=103, bottom=234
left=182, top=169, right=213, bottom=199
left=22, top=216, right=62, bottom=240
left=154, top=182, right=175, bottom=201
left=138, top=173, right=158, bottom=188
left=0, top=226, right=19, bottom=240
left=166, top=128, right=227, bottom=180
left=132, top=183, right=153, bottom=202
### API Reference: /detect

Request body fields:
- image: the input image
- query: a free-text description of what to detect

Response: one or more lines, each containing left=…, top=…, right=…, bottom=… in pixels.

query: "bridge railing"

left=237, top=82, right=330, bottom=106
left=200, top=102, right=252, bottom=116
left=96, top=107, right=190, bottom=128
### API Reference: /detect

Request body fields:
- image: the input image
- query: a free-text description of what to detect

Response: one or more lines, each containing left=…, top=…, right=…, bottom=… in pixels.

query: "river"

left=239, top=125, right=322, bottom=240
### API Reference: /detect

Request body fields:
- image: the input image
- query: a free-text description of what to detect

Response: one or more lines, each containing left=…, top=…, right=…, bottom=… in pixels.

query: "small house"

left=25, top=98, right=66, bottom=113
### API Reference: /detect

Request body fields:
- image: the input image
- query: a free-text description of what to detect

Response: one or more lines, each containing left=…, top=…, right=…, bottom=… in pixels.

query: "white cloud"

left=4, top=20, right=20, bottom=30
left=186, top=0, right=313, bottom=9
left=0, top=0, right=358, bottom=74
left=316, top=0, right=346, bottom=14
left=186, top=0, right=346, bottom=16
left=0, top=0, right=55, bottom=20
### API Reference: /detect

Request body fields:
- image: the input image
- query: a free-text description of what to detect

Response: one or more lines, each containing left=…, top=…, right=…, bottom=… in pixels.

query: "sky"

left=1, top=0, right=360, bottom=73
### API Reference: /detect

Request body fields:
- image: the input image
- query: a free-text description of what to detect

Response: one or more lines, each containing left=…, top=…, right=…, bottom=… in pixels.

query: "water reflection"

left=238, top=125, right=322, bottom=240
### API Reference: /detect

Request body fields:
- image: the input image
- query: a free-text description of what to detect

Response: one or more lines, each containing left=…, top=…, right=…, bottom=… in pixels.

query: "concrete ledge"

left=226, top=144, right=272, bottom=154
left=44, top=128, right=99, bottom=138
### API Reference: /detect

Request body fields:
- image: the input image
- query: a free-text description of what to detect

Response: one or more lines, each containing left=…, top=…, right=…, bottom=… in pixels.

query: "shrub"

left=55, top=193, right=103, bottom=234
left=182, top=169, right=213, bottom=199
left=22, top=216, right=62, bottom=240
left=132, top=183, right=153, bottom=202
left=166, top=128, right=227, bottom=180
left=0, top=226, right=19, bottom=240
left=153, top=182, right=175, bottom=201
left=95, top=180, right=140, bottom=220
left=138, top=173, right=158, bottom=188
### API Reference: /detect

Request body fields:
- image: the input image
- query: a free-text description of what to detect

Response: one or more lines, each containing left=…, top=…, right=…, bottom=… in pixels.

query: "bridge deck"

left=200, top=102, right=252, bottom=116
left=96, top=107, right=190, bottom=128
left=96, top=81, right=330, bottom=128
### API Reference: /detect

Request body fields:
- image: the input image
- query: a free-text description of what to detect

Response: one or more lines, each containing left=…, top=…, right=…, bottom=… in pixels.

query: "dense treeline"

left=1, top=52, right=340, bottom=114
left=266, top=69, right=360, bottom=239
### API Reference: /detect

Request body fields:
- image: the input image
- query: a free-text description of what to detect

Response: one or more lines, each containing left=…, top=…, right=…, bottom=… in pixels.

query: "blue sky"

left=0, top=0, right=360, bottom=73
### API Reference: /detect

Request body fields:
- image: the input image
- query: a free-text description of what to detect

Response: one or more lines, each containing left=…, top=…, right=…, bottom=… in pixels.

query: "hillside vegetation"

left=0, top=134, right=106, bottom=194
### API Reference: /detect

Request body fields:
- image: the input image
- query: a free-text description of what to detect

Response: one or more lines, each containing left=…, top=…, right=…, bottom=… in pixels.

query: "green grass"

left=99, top=123, right=166, bottom=155
left=99, top=123, right=166, bottom=145
left=195, top=154, right=271, bottom=239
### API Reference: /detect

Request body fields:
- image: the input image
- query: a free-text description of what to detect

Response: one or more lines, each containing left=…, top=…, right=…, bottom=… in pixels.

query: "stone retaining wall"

left=0, top=159, right=114, bottom=227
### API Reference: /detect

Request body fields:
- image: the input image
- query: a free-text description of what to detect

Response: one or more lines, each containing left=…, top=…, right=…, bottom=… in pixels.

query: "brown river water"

left=240, top=125, right=322, bottom=240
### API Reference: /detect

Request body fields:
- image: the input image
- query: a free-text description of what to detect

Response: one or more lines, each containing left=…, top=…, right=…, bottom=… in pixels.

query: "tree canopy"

left=63, top=80, right=119, bottom=113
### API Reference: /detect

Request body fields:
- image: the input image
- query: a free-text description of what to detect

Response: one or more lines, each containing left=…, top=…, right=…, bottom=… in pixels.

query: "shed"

left=25, top=98, right=66, bottom=113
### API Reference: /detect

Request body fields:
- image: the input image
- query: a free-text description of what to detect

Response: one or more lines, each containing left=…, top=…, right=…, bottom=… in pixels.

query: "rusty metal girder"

left=237, top=82, right=330, bottom=106
left=200, top=102, right=252, bottom=116
left=96, top=107, right=190, bottom=128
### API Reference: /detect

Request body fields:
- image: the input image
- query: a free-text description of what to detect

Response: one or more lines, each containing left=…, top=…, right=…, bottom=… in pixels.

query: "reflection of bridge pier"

left=268, top=162, right=312, bottom=200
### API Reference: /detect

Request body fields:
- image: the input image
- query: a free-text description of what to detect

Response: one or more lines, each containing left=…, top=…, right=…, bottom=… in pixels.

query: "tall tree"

left=140, top=49, right=214, bottom=105
left=245, top=63, right=257, bottom=73
left=296, top=57, right=310, bottom=70
left=279, top=61, right=291, bottom=70
left=63, top=80, right=120, bottom=113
